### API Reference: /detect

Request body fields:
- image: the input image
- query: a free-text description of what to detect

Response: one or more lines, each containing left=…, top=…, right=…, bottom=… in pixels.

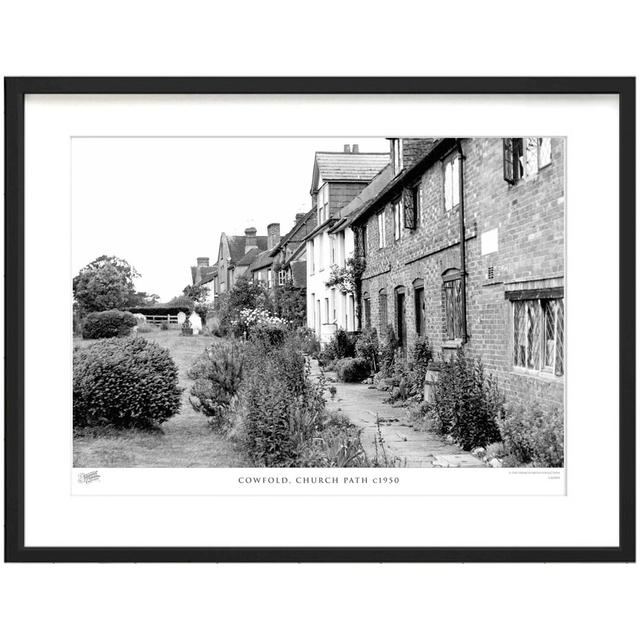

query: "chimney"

left=295, top=212, right=305, bottom=224
left=267, top=223, right=281, bottom=250
left=244, top=226, right=257, bottom=252
left=197, top=257, right=209, bottom=268
left=343, top=144, right=351, bottom=153
left=352, top=144, right=359, bottom=153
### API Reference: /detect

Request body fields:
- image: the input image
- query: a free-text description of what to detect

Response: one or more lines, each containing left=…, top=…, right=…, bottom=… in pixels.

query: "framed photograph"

left=4, top=77, right=635, bottom=562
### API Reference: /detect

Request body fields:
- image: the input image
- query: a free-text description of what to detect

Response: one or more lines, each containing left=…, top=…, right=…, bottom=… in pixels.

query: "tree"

left=215, top=275, right=272, bottom=333
left=274, top=280, right=306, bottom=327
left=73, top=255, right=140, bottom=314
left=182, top=283, right=210, bottom=303
left=167, top=294, right=195, bottom=309
left=127, top=291, right=161, bottom=307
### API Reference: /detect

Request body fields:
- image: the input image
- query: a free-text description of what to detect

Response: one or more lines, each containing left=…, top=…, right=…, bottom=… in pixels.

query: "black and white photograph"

left=72, top=135, right=565, bottom=471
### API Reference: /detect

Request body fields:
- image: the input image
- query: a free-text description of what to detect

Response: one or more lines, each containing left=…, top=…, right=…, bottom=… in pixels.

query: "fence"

left=143, top=314, right=181, bottom=325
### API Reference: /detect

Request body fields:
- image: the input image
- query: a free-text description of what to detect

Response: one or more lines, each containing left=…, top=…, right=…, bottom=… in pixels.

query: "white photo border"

left=6, top=78, right=635, bottom=561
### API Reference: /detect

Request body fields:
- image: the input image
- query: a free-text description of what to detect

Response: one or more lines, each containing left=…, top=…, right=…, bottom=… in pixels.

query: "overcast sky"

left=71, top=137, right=390, bottom=301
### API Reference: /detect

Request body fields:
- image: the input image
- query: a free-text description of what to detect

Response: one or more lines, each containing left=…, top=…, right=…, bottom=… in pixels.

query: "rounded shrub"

left=336, top=357, right=371, bottom=383
left=82, top=309, right=137, bottom=339
left=73, top=337, right=182, bottom=430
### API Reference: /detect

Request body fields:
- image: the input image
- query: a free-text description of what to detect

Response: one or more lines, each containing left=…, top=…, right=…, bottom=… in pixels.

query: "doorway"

left=396, top=289, right=406, bottom=352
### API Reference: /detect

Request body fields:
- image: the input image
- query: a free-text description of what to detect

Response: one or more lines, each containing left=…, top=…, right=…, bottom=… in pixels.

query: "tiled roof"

left=315, top=152, right=390, bottom=183
left=191, top=264, right=217, bottom=285
left=269, top=209, right=316, bottom=256
left=350, top=138, right=454, bottom=226
left=236, top=247, right=260, bottom=266
left=227, top=235, right=268, bottom=264
left=249, top=250, right=274, bottom=271
left=198, top=269, right=217, bottom=286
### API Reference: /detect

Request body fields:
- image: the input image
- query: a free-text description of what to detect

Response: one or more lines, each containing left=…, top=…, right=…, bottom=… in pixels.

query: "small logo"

left=78, top=470, right=101, bottom=484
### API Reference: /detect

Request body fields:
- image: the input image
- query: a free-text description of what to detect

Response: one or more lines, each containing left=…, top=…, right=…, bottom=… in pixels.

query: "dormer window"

left=317, top=183, right=330, bottom=224
left=392, top=138, right=403, bottom=175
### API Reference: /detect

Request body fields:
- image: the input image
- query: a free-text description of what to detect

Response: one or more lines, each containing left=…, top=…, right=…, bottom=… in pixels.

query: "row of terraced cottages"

left=305, top=138, right=565, bottom=408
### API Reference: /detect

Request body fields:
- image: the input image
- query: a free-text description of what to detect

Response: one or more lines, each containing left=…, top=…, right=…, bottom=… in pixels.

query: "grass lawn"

left=73, top=327, right=250, bottom=468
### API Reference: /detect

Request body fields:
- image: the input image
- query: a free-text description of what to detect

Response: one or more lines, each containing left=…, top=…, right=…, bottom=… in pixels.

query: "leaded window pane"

left=513, top=297, right=564, bottom=376
left=555, top=299, right=564, bottom=376
left=514, top=301, right=527, bottom=366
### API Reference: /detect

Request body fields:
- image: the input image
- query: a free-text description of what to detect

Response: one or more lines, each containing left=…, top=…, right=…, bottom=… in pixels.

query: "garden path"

left=313, top=362, right=485, bottom=468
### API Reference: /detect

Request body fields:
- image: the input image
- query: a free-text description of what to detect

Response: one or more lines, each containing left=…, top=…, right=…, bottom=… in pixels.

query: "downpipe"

left=457, top=139, right=468, bottom=343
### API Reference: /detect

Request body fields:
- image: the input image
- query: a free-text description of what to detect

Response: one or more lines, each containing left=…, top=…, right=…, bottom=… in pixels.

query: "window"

left=442, top=270, right=464, bottom=340
left=317, top=234, right=323, bottom=271
left=338, top=232, right=346, bottom=266
left=443, top=155, right=460, bottom=213
left=363, top=293, right=371, bottom=329
left=308, top=239, right=315, bottom=274
left=403, top=183, right=420, bottom=229
left=331, top=288, right=336, bottom=321
left=379, top=289, right=388, bottom=328
left=317, top=183, right=330, bottom=223
left=360, top=225, right=367, bottom=258
left=512, top=296, right=564, bottom=376
left=377, top=210, right=386, bottom=248
left=503, top=137, right=552, bottom=184
left=278, top=269, right=286, bottom=286
left=392, top=138, right=403, bottom=174
left=324, top=298, right=329, bottom=323
left=393, top=199, right=402, bottom=241
left=330, top=235, right=336, bottom=264
left=414, top=280, right=425, bottom=336
left=267, top=270, right=273, bottom=288
left=342, top=292, right=347, bottom=327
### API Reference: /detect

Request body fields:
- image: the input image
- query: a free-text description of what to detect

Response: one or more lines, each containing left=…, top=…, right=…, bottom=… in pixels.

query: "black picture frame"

left=4, top=77, right=636, bottom=563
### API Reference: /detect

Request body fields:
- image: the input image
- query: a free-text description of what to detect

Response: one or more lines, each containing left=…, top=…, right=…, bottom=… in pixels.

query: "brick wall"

left=355, top=137, right=565, bottom=409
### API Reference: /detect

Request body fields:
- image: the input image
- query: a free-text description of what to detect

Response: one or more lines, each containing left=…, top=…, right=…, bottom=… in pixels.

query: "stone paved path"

left=313, top=362, right=485, bottom=468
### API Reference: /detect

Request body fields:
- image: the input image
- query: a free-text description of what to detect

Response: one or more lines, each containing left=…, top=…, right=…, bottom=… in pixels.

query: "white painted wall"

left=306, top=225, right=356, bottom=343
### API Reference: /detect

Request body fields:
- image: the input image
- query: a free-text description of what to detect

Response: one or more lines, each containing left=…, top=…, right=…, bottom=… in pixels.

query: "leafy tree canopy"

left=73, top=255, right=140, bottom=314
left=128, top=291, right=161, bottom=307
left=182, top=283, right=210, bottom=303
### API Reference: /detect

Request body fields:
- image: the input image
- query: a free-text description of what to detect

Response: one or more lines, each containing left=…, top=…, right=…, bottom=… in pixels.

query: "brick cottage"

left=350, top=137, right=565, bottom=409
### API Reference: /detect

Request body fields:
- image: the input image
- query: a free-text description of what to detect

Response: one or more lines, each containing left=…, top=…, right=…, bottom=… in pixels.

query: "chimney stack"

left=295, top=212, right=305, bottom=224
left=244, top=227, right=257, bottom=252
left=197, top=257, right=210, bottom=267
left=267, top=223, right=281, bottom=250
left=343, top=144, right=351, bottom=153
left=352, top=144, right=359, bottom=153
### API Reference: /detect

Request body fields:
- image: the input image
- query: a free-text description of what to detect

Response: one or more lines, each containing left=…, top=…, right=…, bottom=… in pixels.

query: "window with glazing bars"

left=503, top=137, right=552, bottom=184
left=513, top=298, right=564, bottom=376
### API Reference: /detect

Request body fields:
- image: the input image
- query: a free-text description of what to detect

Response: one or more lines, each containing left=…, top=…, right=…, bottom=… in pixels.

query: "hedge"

left=82, top=309, right=137, bottom=339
